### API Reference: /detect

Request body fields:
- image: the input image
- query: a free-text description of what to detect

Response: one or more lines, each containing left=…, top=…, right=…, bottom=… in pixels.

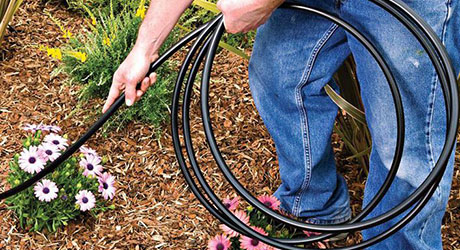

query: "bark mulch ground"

left=0, top=0, right=459, bottom=249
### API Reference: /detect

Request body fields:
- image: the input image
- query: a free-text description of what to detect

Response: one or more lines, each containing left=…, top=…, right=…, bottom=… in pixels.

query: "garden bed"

left=0, top=0, right=459, bottom=249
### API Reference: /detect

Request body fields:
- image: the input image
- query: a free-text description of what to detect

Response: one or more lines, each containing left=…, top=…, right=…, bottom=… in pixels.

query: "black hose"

left=1, top=0, right=457, bottom=249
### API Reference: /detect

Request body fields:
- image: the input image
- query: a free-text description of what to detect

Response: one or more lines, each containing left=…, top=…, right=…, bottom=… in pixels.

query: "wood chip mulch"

left=0, top=0, right=459, bottom=249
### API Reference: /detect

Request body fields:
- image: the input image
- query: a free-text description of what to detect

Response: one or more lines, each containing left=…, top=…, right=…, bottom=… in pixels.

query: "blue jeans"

left=248, top=0, right=459, bottom=249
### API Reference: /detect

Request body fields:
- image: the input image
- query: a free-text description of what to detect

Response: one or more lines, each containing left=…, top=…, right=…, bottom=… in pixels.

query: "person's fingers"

left=140, top=77, right=150, bottom=92
left=149, top=73, right=157, bottom=86
left=125, top=80, right=137, bottom=106
left=135, top=89, right=144, bottom=102
left=103, top=79, right=123, bottom=113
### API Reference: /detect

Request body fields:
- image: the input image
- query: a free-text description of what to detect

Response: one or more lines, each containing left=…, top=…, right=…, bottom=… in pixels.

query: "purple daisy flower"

left=18, top=146, right=46, bottom=174
left=98, top=172, right=116, bottom=200
left=42, top=125, right=62, bottom=133
left=79, top=155, right=103, bottom=177
left=44, top=133, right=68, bottom=150
left=33, top=179, right=58, bottom=202
left=38, top=143, right=61, bottom=162
left=80, top=145, right=99, bottom=158
left=75, top=190, right=96, bottom=211
left=22, top=124, right=42, bottom=133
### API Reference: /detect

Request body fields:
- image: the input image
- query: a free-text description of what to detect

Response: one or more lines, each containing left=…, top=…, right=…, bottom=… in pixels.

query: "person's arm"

left=134, top=0, right=193, bottom=64
left=103, top=0, right=193, bottom=113
left=103, top=0, right=284, bottom=113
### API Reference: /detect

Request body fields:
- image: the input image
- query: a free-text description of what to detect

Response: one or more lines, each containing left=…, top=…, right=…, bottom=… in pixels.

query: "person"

left=102, top=0, right=460, bottom=249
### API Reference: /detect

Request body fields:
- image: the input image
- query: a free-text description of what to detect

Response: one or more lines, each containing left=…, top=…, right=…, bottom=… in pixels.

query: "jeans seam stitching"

left=291, top=23, right=339, bottom=216
left=419, top=1, right=451, bottom=242
left=305, top=213, right=351, bottom=225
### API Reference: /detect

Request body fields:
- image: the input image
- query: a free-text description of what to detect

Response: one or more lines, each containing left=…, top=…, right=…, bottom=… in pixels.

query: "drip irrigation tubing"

left=1, top=0, right=458, bottom=249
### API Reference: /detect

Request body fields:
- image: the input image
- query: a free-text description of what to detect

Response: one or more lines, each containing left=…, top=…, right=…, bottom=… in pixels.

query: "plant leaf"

left=345, top=146, right=371, bottom=160
left=324, top=84, right=367, bottom=125
left=218, top=41, right=250, bottom=60
left=192, top=0, right=220, bottom=13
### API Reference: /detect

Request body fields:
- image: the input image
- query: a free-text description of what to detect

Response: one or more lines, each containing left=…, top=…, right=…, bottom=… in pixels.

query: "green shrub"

left=60, top=10, right=143, bottom=99
left=55, top=3, right=180, bottom=130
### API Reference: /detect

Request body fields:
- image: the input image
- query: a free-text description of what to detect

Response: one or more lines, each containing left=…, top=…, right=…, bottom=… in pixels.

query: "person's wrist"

left=132, top=43, right=159, bottom=62
left=262, top=0, right=284, bottom=11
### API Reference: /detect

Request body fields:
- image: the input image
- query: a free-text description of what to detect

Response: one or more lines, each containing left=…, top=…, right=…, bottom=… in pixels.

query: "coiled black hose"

left=1, top=0, right=458, bottom=249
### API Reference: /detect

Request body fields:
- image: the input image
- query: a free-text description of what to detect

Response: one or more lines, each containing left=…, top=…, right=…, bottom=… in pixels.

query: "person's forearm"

left=134, top=0, right=193, bottom=60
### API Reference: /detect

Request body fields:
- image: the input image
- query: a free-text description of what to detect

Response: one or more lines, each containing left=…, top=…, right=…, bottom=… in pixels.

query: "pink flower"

left=34, top=179, right=58, bottom=202
left=98, top=172, right=116, bottom=200
left=80, top=145, right=99, bottom=158
left=79, top=155, right=103, bottom=177
left=303, top=230, right=322, bottom=237
left=44, top=133, right=68, bottom=150
left=38, top=143, right=61, bottom=162
left=220, top=210, right=250, bottom=237
left=240, top=226, right=268, bottom=250
left=257, top=195, right=281, bottom=211
left=223, top=196, right=239, bottom=211
left=18, top=146, right=46, bottom=174
left=75, top=190, right=96, bottom=211
left=316, top=241, right=327, bottom=249
left=208, top=234, right=231, bottom=250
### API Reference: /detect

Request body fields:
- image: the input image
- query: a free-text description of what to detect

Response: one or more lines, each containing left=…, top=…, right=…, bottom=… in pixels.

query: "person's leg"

left=340, top=0, right=460, bottom=248
left=249, top=0, right=352, bottom=223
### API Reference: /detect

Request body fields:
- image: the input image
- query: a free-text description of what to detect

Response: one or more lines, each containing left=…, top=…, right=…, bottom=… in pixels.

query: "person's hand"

left=217, top=0, right=284, bottom=34
left=102, top=47, right=158, bottom=113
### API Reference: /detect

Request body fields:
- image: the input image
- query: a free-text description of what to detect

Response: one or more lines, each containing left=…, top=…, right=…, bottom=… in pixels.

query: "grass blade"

left=325, top=84, right=367, bottom=125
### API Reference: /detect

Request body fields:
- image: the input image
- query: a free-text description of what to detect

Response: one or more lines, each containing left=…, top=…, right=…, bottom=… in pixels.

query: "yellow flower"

left=45, top=47, right=62, bottom=60
left=136, top=0, right=146, bottom=19
left=103, top=35, right=111, bottom=47
left=81, top=5, right=97, bottom=25
left=136, top=6, right=146, bottom=19
left=62, top=30, right=72, bottom=39
left=45, top=11, right=72, bottom=40
left=67, top=51, right=88, bottom=63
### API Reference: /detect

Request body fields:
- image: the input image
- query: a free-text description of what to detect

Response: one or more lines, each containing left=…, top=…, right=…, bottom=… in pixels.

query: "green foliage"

left=60, top=10, right=143, bottom=99
left=57, top=4, right=180, bottom=130
left=5, top=130, right=113, bottom=232
left=65, top=0, right=139, bottom=16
